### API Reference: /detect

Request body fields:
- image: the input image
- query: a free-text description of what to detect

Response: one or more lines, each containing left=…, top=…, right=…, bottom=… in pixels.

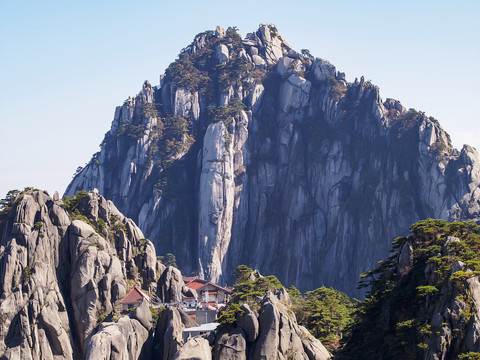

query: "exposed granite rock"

left=156, top=266, right=197, bottom=303
left=0, top=189, right=163, bottom=359
left=66, top=24, right=480, bottom=298
left=0, top=191, right=74, bottom=359
left=86, top=314, right=150, bottom=360
left=213, top=327, right=246, bottom=360
left=174, top=337, right=211, bottom=360
left=252, top=296, right=279, bottom=359
left=216, top=44, right=229, bottom=64
left=215, top=26, right=225, bottom=39
left=251, top=54, right=266, bottom=68
left=153, top=306, right=198, bottom=360
left=164, top=290, right=329, bottom=359
left=311, top=58, right=336, bottom=83
left=236, top=304, right=258, bottom=342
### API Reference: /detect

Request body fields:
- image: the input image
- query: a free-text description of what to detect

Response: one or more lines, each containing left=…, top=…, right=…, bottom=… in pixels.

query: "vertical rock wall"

left=66, top=25, right=480, bottom=296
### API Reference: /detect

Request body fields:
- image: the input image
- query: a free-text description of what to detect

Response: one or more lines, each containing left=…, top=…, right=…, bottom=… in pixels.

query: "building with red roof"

left=183, top=278, right=232, bottom=304
left=120, top=286, right=150, bottom=311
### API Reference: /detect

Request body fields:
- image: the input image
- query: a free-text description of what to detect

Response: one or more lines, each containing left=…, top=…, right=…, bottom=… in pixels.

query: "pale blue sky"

left=0, top=0, right=479, bottom=198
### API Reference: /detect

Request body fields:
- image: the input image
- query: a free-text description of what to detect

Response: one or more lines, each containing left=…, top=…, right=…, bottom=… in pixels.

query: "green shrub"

left=459, top=353, right=480, bottom=360
left=416, top=285, right=439, bottom=297
left=328, top=77, right=347, bottom=102
left=91, top=242, right=104, bottom=251
left=22, top=266, right=33, bottom=283
left=216, top=302, right=245, bottom=324
left=158, top=253, right=177, bottom=268
left=63, top=190, right=90, bottom=215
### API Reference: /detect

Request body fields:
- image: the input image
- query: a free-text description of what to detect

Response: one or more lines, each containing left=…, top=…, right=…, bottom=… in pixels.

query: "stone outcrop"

left=156, top=266, right=197, bottom=303
left=168, top=290, right=330, bottom=360
left=0, top=189, right=180, bottom=359
left=213, top=327, right=246, bottom=360
left=86, top=302, right=151, bottom=360
left=174, top=337, right=212, bottom=360
left=236, top=304, right=258, bottom=342
left=66, top=24, right=480, bottom=297
left=152, top=306, right=198, bottom=360
left=340, top=220, right=480, bottom=359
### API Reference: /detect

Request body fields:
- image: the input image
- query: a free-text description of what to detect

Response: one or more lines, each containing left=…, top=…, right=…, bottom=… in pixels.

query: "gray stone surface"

left=86, top=316, right=149, bottom=360
left=311, top=58, right=336, bottom=82
left=213, top=327, right=246, bottom=360
left=153, top=306, right=197, bottom=360
left=174, top=337, right=211, bottom=360
left=156, top=266, right=198, bottom=303
left=66, top=24, right=480, bottom=300
left=216, top=44, right=229, bottom=64
left=236, top=304, right=259, bottom=342
left=0, top=189, right=164, bottom=359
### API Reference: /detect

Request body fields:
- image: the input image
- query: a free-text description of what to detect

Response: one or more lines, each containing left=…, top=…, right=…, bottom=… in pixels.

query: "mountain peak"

left=67, top=25, right=480, bottom=297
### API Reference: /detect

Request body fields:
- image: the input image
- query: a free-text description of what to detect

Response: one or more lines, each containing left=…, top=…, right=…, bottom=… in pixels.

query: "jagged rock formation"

left=66, top=24, right=480, bottom=296
left=152, top=306, right=198, bottom=360
left=0, top=189, right=190, bottom=359
left=169, top=290, right=330, bottom=360
left=87, top=300, right=152, bottom=359
left=340, top=219, right=480, bottom=359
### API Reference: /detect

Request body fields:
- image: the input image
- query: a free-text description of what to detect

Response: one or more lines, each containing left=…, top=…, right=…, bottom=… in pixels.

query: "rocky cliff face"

left=0, top=189, right=190, bottom=359
left=339, top=219, right=480, bottom=359
left=66, top=24, right=480, bottom=296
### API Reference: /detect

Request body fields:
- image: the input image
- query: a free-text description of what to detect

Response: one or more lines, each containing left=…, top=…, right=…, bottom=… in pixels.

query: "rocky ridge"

left=0, top=188, right=331, bottom=359
left=174, top=289, right=331, bottom=360
left=340, top=219, right=480, bottom=359
left=0, top=189, right=192, bottom=359
left=66, top=24, right=480, bottom=296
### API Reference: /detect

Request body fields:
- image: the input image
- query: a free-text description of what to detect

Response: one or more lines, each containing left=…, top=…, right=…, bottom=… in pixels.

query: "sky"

left=0, top=0, right=479, bottom=198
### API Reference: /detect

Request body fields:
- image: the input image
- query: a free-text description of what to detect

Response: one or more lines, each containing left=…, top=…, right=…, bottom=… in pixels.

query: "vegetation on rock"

left=218, top=265, right=356, bottom=353
left=340, top=219, right=480, bottom=359
left=158, top=252, right=177, bottom=268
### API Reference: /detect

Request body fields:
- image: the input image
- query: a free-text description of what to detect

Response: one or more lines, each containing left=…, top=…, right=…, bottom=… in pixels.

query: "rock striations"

left=0, top=188, right=330, bottom=359
left=0, top=189, right=191, bottom=359
left=340, top=220, right=480, bottom=359
left=66, top=24, right=480, bottom=296
left=174, top=290, right=331, bottom=360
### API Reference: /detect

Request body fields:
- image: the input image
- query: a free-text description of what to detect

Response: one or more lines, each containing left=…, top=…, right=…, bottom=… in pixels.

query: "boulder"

left=236, top=304, right=259, bottom=342
left=251, top=54, right=266, bottom=68
left=153, top=307, right=188, bottom=360
left=86, top=316, right=149, bottom=360
left=215, top=26, right=225, bottom=39
left=213, top=327, right=246, bottom=360
left=279, top=74, right=312, bottom=112
left=252, top=297, right=280, bottom=359
left=311, top=58, right=336, bottom=83
left=131, top=299, right=153, bottom=331
left=174, top=337, right=212, bottom=360
left=216, top=44, right=229, bottom=64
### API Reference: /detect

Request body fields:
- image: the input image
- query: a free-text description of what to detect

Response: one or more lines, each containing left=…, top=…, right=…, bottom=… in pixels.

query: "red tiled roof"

left=197, top=282, right=233, bottom=294
left=184, top=278, right=232, bottom=294
left=120, top=286, right=150, bottom=304
left=185, top=278, right=209, bottom=290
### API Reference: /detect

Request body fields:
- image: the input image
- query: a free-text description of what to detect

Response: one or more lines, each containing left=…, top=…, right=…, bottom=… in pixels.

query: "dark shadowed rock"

left=66, top=25, right=480, bottom=299
left=236, top=304, right=259, bottom=342
left=213, top=327, right=246, bottom=360
left=153, top=306, right=198, bottom=360
left=252, top=295, right=279, bottom=359
left=173, top=337, right=212, bottom=360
